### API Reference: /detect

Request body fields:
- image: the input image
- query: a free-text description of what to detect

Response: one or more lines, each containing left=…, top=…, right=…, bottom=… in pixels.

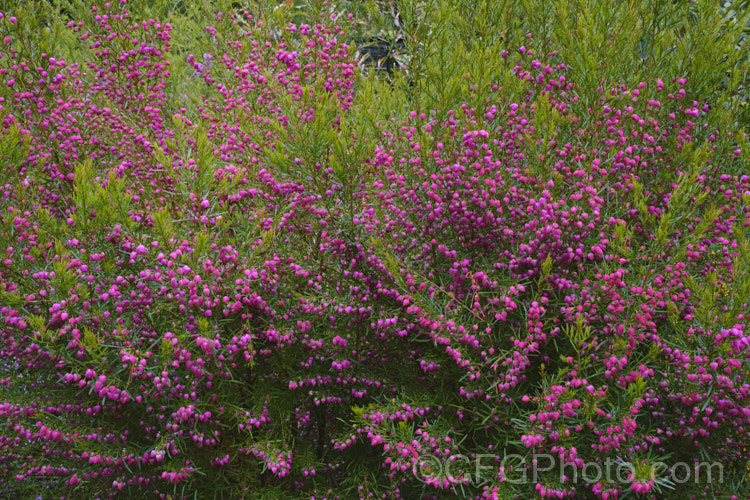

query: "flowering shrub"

left=1, top=0, right=749, bottom=498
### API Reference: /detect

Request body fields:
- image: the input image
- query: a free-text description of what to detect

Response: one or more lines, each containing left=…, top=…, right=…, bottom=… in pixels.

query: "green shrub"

left=1, top=0, right=749, bottom=498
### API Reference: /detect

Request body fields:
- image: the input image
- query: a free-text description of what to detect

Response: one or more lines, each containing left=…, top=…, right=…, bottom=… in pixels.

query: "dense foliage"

left=1, top=0, right=749, bottom=498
